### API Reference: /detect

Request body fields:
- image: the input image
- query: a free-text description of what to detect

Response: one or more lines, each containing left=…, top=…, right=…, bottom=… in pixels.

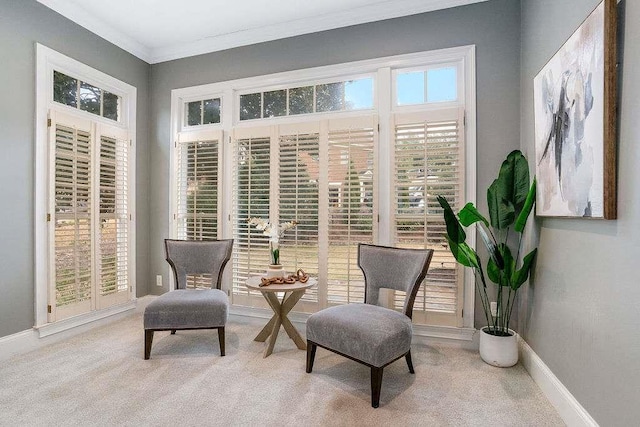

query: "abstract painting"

left=534, top=0, right=617, bottom=219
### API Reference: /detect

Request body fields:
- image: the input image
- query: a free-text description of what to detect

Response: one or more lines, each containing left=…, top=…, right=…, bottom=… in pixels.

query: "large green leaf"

left=487, top=258, right=500, bottom=284
left=499, top=150, right=530, bottom=212
left=511, top=248, right=537, bottom=290
left=477, top=222, right=503, bottom=269
left=487, top=180, right=515, bottom=229
left=446, top=237, right=479, bottom=269
left=437, top=195, right=466, bottom=243
left=487, top=244, right=514, bottom=286
left=458, top=203, right=489, bottom=227
left=487, top=150, right=530, bottom=229
left=515, top=178, right=536, bottom=233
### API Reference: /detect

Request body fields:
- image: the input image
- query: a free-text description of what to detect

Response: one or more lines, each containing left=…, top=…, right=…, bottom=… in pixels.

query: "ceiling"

left=38, top=0, right=487, bottom=64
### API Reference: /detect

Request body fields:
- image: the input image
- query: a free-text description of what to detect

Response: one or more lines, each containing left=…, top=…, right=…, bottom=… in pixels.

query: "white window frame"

left=181, top=93, right=224, bottom=130
left=392, top=61, right=463, bottom=109
left=170, top=46, right=476, bottom=332
left=34, top=44, right=137, bottom=334
left=235, top=72, right=377, bottom=123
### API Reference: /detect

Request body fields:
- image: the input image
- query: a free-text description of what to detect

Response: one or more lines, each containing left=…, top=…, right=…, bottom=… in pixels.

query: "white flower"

left=247, top=217, right=298, bottom=243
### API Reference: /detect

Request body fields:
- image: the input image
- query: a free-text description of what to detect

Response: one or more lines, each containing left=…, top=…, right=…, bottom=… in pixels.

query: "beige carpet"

left=0, top=313, right=564, bottom=426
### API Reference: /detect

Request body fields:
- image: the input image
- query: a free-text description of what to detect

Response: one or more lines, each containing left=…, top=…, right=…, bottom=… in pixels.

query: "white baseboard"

left=519, top=337, right=598, bottom=427
left=0, top=299, right=147, bottom=362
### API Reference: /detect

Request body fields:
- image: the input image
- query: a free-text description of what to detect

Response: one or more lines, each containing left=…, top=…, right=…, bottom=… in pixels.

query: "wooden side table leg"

left=254, top=315, right=277, bottom=342
left=263, top=292, right=283, bottom=358
left=280, top=291, right=307, bottom=350
left=264, top=314, right=282, bottom=358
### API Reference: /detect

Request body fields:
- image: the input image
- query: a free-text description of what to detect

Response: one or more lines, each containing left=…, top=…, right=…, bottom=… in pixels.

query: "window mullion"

left=317, top=121, right=329, bottom=309
left=90, top=122, right=99, bottom=312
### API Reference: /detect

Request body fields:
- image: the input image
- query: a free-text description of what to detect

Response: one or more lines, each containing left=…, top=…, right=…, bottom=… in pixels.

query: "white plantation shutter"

left=97, top=125, right=130, bottom=308
left=49, top=111, right=133, bottom=321
left=232, top=128, right=272, bottom=299
left=52, top=115, right=93, bottom=320
left=392, top=108, right=464, bottom=327
left=278, top=123, right=320, bottom=305
left=176, top=130, right=221, bottom=241
left=175, top=130, right=222, bottom=289
left=326, top=117, right=377, bottom=306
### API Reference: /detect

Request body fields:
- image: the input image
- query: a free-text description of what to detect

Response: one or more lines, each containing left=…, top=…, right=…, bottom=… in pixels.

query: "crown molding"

left=37, top=0, right=152, bottom=62
left=38, top=0, right=488, bottom=64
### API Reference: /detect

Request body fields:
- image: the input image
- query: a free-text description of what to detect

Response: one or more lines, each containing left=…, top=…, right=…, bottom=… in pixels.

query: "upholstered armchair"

left=143, top=239, right=233, bottom=359
left=305, top=243, right=433, bottom=407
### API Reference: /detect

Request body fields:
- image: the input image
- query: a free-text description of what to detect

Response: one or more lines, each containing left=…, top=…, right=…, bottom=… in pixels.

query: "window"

left=396, top=66, right=458, bottom=106
left=185, top=98, right=221, bottom=126
left=36, top=45, right=136, bottom=328
left=171, top=46, right=475, bottom=331
left=53, top=71, right=121, bottom=121
left=230, top=118, right=376, bottom=312
left=232, top=129, right=271, bottom=299
left=326, top=118, right=376, bottom=305
left=176, top=131, right=221, bottom=241
left=238, top=77, right=374, bottom=121
left=393, top=108, right=464, bottom=327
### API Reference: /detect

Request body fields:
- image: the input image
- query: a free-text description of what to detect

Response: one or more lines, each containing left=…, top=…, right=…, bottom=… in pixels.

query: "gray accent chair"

left=143, top=239, right=233, bottom=359
left=306, top=243, right=433, bottom=408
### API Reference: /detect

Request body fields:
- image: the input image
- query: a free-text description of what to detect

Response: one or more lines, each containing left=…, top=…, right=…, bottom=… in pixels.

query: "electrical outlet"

left=490, top=301, right=498, bottom=317
left=156, top=275, right=163, bottom=287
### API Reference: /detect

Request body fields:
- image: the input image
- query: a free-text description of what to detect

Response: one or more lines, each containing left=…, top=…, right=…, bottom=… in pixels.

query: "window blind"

left=175, top=130, right=222, bottom=289
left=278, top=124, right=320, bottom=303
left=97, top=132, right=129, bottom=306
left=326, top=117, right=376, bottom=306
left=53, top=122, right=93, bottom=318
left=50, top=112, right=132, bottom=321
left=232, top=129, right=271, bottom=295
left=393, top=108, right=464, bottom=326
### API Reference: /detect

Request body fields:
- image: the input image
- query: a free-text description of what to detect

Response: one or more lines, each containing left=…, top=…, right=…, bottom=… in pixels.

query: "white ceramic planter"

left=265, top=264, right=284, bottom=278
left=479, top=326, right=518, bottom=367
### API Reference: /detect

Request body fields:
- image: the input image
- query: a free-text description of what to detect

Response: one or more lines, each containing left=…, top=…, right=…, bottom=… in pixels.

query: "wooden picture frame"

left=534, top=0, right=617, bottom=219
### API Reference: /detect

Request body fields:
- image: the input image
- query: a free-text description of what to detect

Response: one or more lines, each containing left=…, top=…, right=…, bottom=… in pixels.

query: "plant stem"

left=475, top=264, right=492, bottom=330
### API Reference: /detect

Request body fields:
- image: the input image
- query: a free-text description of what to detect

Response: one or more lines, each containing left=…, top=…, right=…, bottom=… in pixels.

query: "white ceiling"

left=38, top=0, right=487, bottom=64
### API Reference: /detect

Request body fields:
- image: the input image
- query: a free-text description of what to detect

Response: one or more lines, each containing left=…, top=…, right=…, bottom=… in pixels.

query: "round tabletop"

left=245, top=275, right=317, bottom=292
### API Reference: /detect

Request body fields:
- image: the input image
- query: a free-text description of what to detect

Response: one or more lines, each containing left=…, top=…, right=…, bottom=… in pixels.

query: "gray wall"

left=148, top=0, right=522, bottom=331
left=0, top=0, right=150, bottom=337
left=519, top=0, right=640, bottom=424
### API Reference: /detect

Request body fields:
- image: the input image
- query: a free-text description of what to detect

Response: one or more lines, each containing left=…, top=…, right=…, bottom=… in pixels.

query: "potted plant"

left=437, top=150, right=537, bottom=367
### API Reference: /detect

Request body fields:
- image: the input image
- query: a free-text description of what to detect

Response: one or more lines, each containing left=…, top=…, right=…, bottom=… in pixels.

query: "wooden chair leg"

left=371, top=366, right=384, bottom=408
left=170, top=330, right=176, bottom=335
left=306, top=341, right=317, bottom=373
left=218, top=327, right=225, bottom=356
left=144, top=330, right=154, bottom=360
left=405, top=350, right=415, bottom=374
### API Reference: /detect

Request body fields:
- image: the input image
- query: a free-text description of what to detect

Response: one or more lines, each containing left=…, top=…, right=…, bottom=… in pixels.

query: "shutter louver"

left=393, top=110, right=463, bottom=325
left=99, top=135, right=128, bottom=298
left=176, top=131, right=221, bottom=289
left=279, top=131, right=320, bottom=303
left=232, top=134, right=271, bottom=295
left=54, top=124, right=92, bottom=310
left=326, top=122, right=375, bottom=305
left=177, top=139, right=219, bottom=242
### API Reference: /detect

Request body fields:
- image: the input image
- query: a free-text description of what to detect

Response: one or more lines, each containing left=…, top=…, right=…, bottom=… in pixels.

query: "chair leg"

left=218, top=327, right=225, bottom=356
left=405, top=350, right=415, bottom=374
left=306, top=341, right=317, bottom=373
left=371, top=366, right=384, bottom=408
left=170, top=330, right=176, bottom=335
left=144, top=330, right=154, bottom=360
